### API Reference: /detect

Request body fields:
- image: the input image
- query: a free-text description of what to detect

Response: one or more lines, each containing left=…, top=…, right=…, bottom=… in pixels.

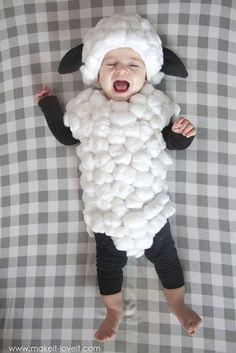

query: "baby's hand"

left=172, top=117, right=197, bottom=138
left=35, top=86, right=52, bottom=104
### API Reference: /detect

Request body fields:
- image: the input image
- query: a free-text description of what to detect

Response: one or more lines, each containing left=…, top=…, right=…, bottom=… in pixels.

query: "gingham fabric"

left=1, top=1, right=235, bottom=353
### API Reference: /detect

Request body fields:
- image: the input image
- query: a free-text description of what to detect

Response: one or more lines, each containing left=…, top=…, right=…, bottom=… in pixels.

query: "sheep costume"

left=58, top=13, right=188, bottom=258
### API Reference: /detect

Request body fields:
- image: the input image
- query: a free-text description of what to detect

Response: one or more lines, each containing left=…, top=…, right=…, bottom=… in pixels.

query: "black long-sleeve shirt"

left=38, top=95, right=195, bottom=149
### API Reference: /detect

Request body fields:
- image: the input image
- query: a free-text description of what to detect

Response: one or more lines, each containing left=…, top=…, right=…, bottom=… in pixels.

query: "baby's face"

left=98, top=48, right=146, bottom=102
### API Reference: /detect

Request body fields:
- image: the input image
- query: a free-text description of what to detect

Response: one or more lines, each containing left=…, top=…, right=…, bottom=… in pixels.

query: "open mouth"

left=113, top=80, right=130, bottom=93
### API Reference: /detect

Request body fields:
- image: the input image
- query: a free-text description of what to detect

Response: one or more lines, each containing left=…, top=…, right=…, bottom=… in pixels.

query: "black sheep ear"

left=161, top=47, right=188, bottom=78
left=58, top=44, right=84, bottom=74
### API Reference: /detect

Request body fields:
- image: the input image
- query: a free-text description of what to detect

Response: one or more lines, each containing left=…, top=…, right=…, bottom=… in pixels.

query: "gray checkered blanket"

left=1, top=1, right=235, bottom=352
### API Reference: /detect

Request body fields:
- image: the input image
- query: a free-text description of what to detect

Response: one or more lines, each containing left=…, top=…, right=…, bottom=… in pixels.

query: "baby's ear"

left=58, top=44, right=84, bottom=74
left=161, top=47, right=188, bottom=78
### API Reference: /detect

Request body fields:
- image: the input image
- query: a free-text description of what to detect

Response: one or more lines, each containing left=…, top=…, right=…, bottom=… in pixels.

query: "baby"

left=36, top=14, right=202, bottom=342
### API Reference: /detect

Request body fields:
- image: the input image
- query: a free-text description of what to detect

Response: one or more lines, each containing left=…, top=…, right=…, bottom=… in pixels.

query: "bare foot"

left=170, top=302, right=202, bottom=335
left=95, top=308, right=123, bottom=342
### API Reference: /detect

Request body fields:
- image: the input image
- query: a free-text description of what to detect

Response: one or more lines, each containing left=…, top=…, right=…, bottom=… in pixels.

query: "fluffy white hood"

left=64, top=83, right=180, bottom=257
left=80, top=13, right=164, bottom=85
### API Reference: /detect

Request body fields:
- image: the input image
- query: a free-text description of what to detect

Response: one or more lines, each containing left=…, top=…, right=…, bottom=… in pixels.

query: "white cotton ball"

left=113, top=237, right=134, bottom=251
left=96, top=199, right=111, bottom=211
left=103, top=159, right=115, bottom=173
left=111, top=101, right=129, bottom=111
left=128, top=226, right=147, bottom=238
left=105, top=225, right=127, bottom=238
left=150, top=71, right=164, bottom=85
left=113, top=165, right=136, bottom=184
left=151, top=158, right=165, bottom=177
left=112, top=181, right=134, bottom=199
left=124, top=124, right=140, bottom=138
left=76, top=89, right=94, bottom=102
left=161, top=180, right=168, bottom=192
left=79, top=117, right=93, bottom=138
left=95, top=183, right=114, bottom=201
left=83, top=210, right=92, bottom=226
left=109, top=144, right=126, bottom=158
left=127, top=248, right=144, bottom=257
left=90, top=90, right=107, bottom=107
left=63, top=112, right=78, bottom=128
left=135, top=188, right=154, bottom=203
left=129, top=103, right=146, bottom=118
left=84, top=55, right=98, bottom=72
left=65, top=98, right=77, bottom=113
left=80, top=152, right=95, bottom=171
left=93, top=169, right=113, bottom=185
left=104, top=29, right=126, bottom=46
left=144, top=198, right=164, bottom=220
left=110, top=111, right=136, bottom=126
left=79, top=137, right=93, bottom=152
left=148, top=93, right=164, bottom=115
left=91, top=212, right=104, bottom=233
left=148, top=215, right=167, bottom=235
left=76, top=102, right=92, bottom=117
left=132, top=151, right=152, bottom=172
left=145, top=136, right=160, bottom=158
left=111, top=198, right=127, bottom=217
left=156, top=193, right=169, bottom=205
left=94, top=151, right=111, bottom=168
left=159, top=104, right=175, bottom=127
left=150, top=116, right=163, bottom=130
left=160, top=201, right=176, bottom=218
left=79, top=167, right=93, bottom=182
left=92, top=105, right=110, bottom=121
left=154, top=130, right=166, bottom=149
left=125, top=192, right=143, bottom=209
left=76, top=143, right=83, bottom=155
left=140, top=83, right=155, bottom=95
left=171, top=103, right=181, bottom=119
left=152, top=177, right=163, bottom=193
left=93, top=118, right=110, bottom=137
left=92, top=137, right=109, bottom=152
left=160, top=169, right=167, bottom=180
left=141, top=109, right=153, bottom=122
left=82, top=192, right=97, bottom=211
left=149, top=89, right=170, bottom=105
left=108, top=127, right=126, bottom=144
left=139, top=121, right=153, bottom=142
left=158, top=150, right=173, bottom=166
left=104, top=212, right=122, bottom=227
left=80, top=179, right=96, bottom=197
left=126, top=249, right=137, bottom=257
left=123, top=211, right=147, bottom=229
left=134, top=171, right=154, bottom=187
left=125, top=137, right=143, bottom=153
left=134, top=235, right=153, bottom=250
left=113, top=151, right=132, bottom=165
left=130, top=93, right=147, bottom=105
left=69, top=118, right=79, bottom=133
left=134, top=249, right=145, bottom=258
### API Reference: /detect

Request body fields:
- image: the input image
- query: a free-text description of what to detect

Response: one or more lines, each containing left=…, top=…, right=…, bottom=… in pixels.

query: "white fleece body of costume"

left=64, top=83, right=180, bottom=257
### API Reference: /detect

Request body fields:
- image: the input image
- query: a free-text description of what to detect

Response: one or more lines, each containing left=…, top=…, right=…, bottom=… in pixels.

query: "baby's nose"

left=115, top=64, right=128, bottom=75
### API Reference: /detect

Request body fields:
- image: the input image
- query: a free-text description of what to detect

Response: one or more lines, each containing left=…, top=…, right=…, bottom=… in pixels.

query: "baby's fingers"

left=181, top=123, right=197, bottom=137
left=184, top=127, right=197, bottom=138
left=35, top=86, right=52, bottom=104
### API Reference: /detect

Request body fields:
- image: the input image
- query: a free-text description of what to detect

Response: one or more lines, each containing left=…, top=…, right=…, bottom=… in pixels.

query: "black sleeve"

left=38, top=95, right=80, bottom=146
left=162, top=119, right=195, bottom=150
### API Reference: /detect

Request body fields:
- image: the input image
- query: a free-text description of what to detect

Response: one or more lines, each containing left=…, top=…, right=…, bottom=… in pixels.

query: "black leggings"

left=95, top=221, right=184, bottom=295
